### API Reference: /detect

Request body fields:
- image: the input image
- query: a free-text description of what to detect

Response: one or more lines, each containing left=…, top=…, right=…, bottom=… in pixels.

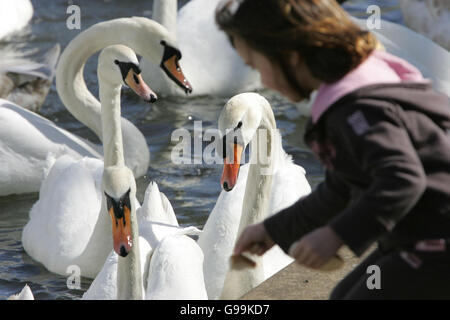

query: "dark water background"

left=0, top=0, right=401, bottom=299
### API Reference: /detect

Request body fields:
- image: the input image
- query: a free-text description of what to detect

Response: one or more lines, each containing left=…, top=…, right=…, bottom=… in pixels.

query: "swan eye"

left=115, top=61, right=142, bottom=81
left=237, top=121, right=242, bottom=129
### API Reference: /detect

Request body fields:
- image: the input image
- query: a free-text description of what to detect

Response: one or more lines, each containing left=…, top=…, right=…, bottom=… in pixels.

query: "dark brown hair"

left=216, top=0, right=377, bottom=84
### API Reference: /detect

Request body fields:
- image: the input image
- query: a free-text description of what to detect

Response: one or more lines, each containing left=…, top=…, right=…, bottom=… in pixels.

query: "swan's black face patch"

left=159, top=40, right=193, bottom=94
left=105, top=188, right=131, bottom=220
left=114, top=60, right=141, bottom=82
left=219, top=122, right=245, bottom=159
left=160, top=40, right=182, bottom=61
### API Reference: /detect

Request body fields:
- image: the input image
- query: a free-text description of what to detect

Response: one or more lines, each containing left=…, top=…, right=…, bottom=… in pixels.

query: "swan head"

left=103, top=166, right=137, bottom=257
left=218, top=93, right=273, bottom=191
left=98, top=45, right=157, bottom=103
left=130, top=17, right=193, bottom=94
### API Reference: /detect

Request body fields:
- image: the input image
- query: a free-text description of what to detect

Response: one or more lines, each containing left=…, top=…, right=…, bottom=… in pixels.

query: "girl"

left=216, top=0, right=450, bottom=299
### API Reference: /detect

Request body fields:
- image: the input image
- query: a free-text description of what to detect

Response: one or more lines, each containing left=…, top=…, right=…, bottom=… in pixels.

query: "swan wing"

left=22, top=156, right=106, bottom=279
left=145, top=235, right=207, bottom=299
left=7, top=284, right=34, bottom=300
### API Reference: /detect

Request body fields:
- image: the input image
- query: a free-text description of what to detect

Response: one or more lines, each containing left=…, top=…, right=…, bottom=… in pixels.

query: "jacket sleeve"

left=328, top=103, right=427, bottom=256
left=264, top=170, right=350, bottom=254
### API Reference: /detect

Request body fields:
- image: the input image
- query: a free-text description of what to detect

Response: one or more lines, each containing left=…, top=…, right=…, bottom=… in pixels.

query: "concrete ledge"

left=241, top=247, right=371, bottom=300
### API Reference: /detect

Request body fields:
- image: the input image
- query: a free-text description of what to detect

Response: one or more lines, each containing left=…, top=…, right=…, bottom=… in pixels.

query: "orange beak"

left=109, top=204, right=133, bottom=257
left=124, top=68, right=157, bottom=103
left=221, top=143, right=243, bottom=191
left=161, top=54, right=193, bottom=94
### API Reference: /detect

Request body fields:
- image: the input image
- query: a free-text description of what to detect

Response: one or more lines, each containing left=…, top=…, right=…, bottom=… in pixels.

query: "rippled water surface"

left=0, top=0, right=401, bottom=299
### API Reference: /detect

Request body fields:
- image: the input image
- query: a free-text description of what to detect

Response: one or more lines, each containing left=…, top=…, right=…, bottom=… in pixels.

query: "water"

left=0, top=0, right=402, bottom=299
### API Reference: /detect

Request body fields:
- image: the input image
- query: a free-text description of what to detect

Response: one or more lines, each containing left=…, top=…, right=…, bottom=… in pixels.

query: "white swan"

left=197, top=93, right=312, bottom=300
left=7, top=284, right=34, bottom=300
left=22, top=16, right=193, bottom=277
left=141, top=0, right=261, bottom=97
left=78, top=45, right=205, bottom=300
left=398, top=0, right=450, bottom=50
left=0, top=16, right=191, bottom=197
left=0, top=0, right=33, bottom=40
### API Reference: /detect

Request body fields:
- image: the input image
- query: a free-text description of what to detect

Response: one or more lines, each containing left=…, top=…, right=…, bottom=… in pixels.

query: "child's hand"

left=289, top=226, right=343, bottom=269
left=234, top=222, right=275, bottom=256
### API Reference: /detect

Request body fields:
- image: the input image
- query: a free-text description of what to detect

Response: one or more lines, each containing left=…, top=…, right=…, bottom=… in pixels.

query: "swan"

left=197, top=93, right=312, bottom=300
left=0, top=44, right=60, bottom=112
left=76, top=45, right=205, bottom=300
left=0, top=16, right=191, bottom=197
left=398, top=0, right=450, bottom=50
left=141, top=0, right=261, bottom=97
left=0, top=0, right=33, bottom=40
left=22, top=17, right=193, bottom=278
left=7, top=284, right=34, bottom=300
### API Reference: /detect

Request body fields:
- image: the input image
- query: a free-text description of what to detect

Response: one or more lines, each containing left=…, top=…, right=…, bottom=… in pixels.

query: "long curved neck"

left=117, top=209, right=143, bottom=300
left=99, top=81, right=124, bottom=167
left=152, top=0, right=177, bottom=39
left=56, top=17, right=166, bottom=140
left=221, top=105, right=278, bottom=300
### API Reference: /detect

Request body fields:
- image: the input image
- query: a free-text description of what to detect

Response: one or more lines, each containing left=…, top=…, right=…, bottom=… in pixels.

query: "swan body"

left=141, top=0, right=260, bottom=97
left=399, top=0, right=450, bottom=50
left=0, top=0, right=33, bottom=40
left=198, top=93, right=311, bottom=300
left=7, top=284, right=34, bottom=300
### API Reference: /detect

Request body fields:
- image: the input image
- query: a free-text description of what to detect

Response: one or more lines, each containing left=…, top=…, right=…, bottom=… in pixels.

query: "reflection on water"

left=0, top=0, right=401, bottom=299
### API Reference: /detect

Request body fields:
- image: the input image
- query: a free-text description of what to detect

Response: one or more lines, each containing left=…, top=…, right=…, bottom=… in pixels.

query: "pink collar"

left=311, top=50, right=429, bottom=123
